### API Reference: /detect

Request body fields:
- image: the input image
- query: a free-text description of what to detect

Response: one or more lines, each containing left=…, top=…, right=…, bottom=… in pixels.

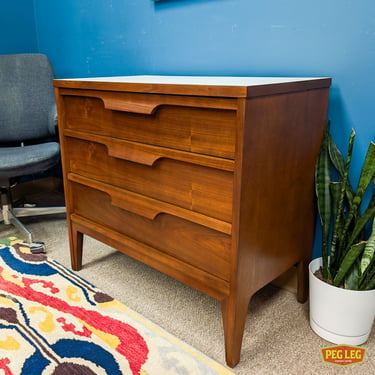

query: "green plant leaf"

left=360, top=218, right=375, bottom=275
left=343, top=142, right=375, bottom=239
left=346, top=197, right=375, bottom=249
left=360, top=254, right=375, bottom=290
left=330, top=182, right=342, bottom=220
left=366, top=278, right=375, bottom=290
left=360, top=258, right=375, bottom=290
left=344, top=261, right=360, bottom=290
left=356, top=142, right=375, bottom=195
left=315, top=126, right=332, bottom=279
left=328, top=131, right=354, bottom=202
left=358, top=217, right=375, bottom=291
left=330, top=129, right=355, bottom=276
left=329, top=182, right=344, bottom=267
left=333, top=241, right=366, bottom=288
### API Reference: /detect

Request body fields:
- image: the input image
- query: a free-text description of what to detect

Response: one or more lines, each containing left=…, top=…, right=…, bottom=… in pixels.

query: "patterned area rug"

left=0, top=237, right=234, bottom=375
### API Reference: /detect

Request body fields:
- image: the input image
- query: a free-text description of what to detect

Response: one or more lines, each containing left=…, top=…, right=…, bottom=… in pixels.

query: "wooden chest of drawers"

left=54, top=76, right=331, bottom=367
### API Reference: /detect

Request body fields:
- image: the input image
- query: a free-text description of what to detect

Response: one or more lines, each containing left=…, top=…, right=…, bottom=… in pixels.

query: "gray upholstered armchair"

left=0, top=53, right=65, bottom=243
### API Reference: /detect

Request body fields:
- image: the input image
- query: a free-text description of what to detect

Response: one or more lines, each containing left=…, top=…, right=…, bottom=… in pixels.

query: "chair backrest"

left=0, top=54, right=57, bottom=144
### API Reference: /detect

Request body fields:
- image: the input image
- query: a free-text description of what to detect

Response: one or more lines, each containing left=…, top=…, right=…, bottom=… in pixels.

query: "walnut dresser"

left=54, top=76, right=331, bottom=367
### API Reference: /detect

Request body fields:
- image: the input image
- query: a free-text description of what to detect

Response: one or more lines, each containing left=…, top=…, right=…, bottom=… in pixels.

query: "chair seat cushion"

left=0, top=142, right=60, bottom=178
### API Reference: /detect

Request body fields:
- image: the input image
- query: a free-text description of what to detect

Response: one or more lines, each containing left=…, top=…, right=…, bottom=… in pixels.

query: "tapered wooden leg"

left=70, top=225, right=83, bottom=271
left=297, top=258, right=309, bottom=303
left=221, top=292, right=253, bottom=368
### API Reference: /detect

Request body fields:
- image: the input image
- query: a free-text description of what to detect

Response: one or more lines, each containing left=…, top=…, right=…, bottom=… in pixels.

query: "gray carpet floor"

left=0, top=214, right=374, bottom=375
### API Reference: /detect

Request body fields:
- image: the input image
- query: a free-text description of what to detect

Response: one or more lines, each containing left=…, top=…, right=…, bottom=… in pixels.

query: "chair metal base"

left=0, top=202, right=65, bottom=243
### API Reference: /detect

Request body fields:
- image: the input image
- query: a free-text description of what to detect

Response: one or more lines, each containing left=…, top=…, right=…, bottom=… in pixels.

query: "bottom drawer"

left=70, top=182, right=231, bottom=281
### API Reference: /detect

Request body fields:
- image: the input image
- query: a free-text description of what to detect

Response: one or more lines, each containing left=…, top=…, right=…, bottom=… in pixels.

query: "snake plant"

left=315, top=124, right=375, bottom=290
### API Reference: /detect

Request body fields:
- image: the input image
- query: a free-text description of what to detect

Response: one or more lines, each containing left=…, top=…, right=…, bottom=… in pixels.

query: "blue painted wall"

left=10, top=0, right=375, bottom=257
left=0, top=1, right=37, bottom=53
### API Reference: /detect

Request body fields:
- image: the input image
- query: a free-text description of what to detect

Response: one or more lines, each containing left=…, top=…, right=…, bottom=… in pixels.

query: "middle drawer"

left=65, top=136, right=233, bottom=224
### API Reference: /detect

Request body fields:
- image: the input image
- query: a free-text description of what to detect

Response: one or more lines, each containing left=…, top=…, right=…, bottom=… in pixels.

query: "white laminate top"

left=57, top=75, right=326, bottom=86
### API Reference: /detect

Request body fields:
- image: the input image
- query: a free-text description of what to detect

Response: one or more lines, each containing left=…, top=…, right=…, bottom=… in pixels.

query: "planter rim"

left=309, top=257, right=375, bottom=294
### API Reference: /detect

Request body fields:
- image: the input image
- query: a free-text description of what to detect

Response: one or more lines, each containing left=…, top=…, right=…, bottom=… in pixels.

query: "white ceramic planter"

left=309, top=257, right=375, bottom=345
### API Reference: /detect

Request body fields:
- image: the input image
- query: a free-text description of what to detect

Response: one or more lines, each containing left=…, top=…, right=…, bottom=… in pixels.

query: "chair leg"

left=13, top=206, right=66, bottom=217
left=0, top=186, right=65, bottom=243
left=1, top=190, right=33, bottom=243
left=5, top=208, right=33, bottom=243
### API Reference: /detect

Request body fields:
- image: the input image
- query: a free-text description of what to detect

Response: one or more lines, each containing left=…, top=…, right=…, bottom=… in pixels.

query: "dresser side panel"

left=234, top=87, right=329, bottom=293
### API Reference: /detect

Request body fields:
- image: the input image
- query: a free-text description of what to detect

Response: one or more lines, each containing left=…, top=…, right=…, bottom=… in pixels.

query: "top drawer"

left=59, top=90, right=238, bottom=159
